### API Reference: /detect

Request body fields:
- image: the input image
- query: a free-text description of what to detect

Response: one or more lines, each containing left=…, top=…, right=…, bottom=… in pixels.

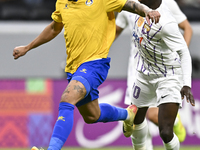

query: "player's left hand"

left=145, top=10, right=160, bottom=25
left=180, top=86, right=195, bottom=106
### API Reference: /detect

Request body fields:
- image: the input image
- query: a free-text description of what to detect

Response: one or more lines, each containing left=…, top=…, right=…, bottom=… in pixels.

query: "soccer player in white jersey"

left=116, top=0, right=195, bottom=149
left=115, top=0, right=193, bottom=149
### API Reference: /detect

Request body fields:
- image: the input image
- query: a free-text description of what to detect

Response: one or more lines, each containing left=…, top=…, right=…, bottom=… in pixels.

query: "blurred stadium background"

left=0, top=0, right=200, bottom=149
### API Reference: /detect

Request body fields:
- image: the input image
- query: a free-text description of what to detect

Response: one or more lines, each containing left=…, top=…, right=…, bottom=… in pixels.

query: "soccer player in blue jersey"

left=13, top=0, right=160, bottom=150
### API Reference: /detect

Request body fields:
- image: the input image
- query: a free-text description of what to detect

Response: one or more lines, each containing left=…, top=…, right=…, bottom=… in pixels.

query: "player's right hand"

left=13, top=46, right=28, bottom=59
left=145, top=10, right=160, bottom=25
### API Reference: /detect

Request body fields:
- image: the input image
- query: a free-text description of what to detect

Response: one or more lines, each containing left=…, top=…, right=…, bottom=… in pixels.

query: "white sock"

left=146, top=128, right=153, bottom=150
left=163, top=133, right=180, bottom=150
left=131, top=119, right=148, bottom=150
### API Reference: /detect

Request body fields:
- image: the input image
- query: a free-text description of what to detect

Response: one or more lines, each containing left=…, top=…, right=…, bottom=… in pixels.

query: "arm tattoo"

left=126, top=1, right=136, bottom=12
left=122, top=0, right=146, bottom=17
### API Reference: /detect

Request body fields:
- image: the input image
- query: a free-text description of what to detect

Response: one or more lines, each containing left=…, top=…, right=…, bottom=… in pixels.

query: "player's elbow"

left=186, top=23, right=193, bottom=35
left=51, top=21, right=63, bottom=35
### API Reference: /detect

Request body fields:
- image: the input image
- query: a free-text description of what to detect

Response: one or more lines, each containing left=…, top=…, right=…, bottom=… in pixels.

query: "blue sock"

left=48, top=102, right=74, bottom=150
left=96, top=103, right=128, bottom=123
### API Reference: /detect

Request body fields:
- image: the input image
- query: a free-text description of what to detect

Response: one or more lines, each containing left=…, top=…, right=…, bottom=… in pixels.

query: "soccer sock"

left=131, top=119, right=148, bottom=150
left=48, top=102, right=74, bottom=150
left=163, top=133, right=180, bottom=150
left=145, top=127, right=153, bottom=150
left=96, top=103, right=128, bottom=123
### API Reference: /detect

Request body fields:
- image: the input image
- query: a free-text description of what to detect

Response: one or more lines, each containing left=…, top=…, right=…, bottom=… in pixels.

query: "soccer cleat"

left=173, top=113, right=186, bottom=142
left=123, top=104, right=138, bottom=137
left=31, top=146, right=44, bottom=150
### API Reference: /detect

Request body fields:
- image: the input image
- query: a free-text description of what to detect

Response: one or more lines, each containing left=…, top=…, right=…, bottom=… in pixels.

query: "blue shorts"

left=66, top=57, right=111, bottom=107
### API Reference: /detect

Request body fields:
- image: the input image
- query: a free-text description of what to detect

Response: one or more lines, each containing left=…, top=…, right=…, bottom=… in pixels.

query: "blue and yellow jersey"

left=51, top=0, right=126, bottom=73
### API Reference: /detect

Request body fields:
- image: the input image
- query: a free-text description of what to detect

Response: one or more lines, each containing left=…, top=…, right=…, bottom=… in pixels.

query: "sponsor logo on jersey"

left=85, top=0, right=93, bottom=6
left=137, top=17, right=144, bottom=27
left=64, top=4, right=68, bottom=9
left=144, top=23, right=150, bottom=32
left=80, top=69, right=87, bottom=73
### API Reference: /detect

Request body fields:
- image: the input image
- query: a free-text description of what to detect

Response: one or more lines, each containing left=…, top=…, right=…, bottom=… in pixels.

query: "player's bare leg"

left=146, top=107, right=159, bottom=126
left=31, top=80, right=86, bottom=150
left=147, top=106, right=186, bottom=143
left=78, top=99, right=101, bottom=123
left=78, top=99, right=138, bottom=135
left=158, top=103, right=180, bottom=150
left=60, top=80, right=87, bottom=104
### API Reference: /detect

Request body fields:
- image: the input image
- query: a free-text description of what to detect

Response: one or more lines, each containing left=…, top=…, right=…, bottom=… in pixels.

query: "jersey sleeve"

left=162, top=22, right=191, bottom=87
left=116, top=11, right=128, bottom=29
left=161, top=22, right=188, bottom=52
left=105, top=0, right=127, bottom=12
left=177, top=47, right=192, bottom=87
left=51, top=2, right=62, bottom=23
left=165, top=0, right=187, bottom=24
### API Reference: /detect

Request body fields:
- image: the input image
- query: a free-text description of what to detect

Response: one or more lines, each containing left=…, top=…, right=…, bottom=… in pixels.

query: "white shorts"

left=130, top=72, right=183, bottom=108
left=124, top=52, right=138, bottom=105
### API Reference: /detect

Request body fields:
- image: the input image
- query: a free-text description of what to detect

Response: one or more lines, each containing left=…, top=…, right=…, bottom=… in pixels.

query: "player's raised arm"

left=122, top=0, right=160, bottom=24
left=13, top=21, right=63, bottom=59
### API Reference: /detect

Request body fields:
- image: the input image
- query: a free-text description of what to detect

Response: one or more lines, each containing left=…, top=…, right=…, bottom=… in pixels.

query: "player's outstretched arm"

left=122, top=0, right=160, bottom=25
left=178, top=19, right=193, bottom=47
left=13, top=21, right=63, bottom=59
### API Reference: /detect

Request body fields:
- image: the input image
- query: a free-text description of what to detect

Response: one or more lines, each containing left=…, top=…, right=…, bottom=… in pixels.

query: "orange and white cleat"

left=31, top=146, right=44, bottom=150
left=123, top=104, right=138, bottom=137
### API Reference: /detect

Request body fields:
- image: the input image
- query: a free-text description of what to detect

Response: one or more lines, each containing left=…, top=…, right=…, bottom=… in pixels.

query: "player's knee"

left=60, top=84, right=87, bottom=104
left=60, top=91, right=79, bottom=105
left=83, top=115, right=99, bottom=124
left=60, top=92, right=71, bottom=103
left=159, top=128, right=173, bottom=143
